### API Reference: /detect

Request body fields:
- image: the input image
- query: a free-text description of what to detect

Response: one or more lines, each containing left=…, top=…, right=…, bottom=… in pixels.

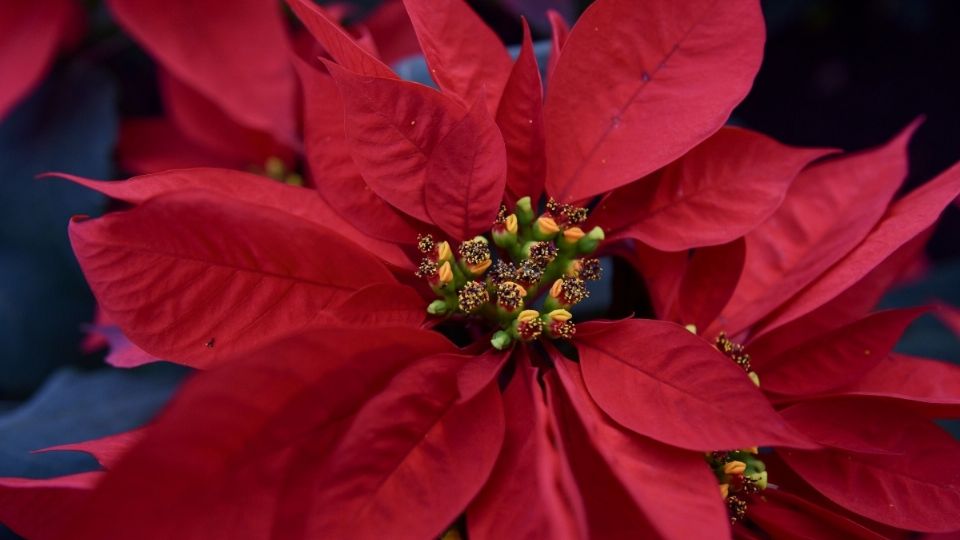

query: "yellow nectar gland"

left=415, top=198, right=602, bottom=350
left=707, top=450, right=768, bottom=524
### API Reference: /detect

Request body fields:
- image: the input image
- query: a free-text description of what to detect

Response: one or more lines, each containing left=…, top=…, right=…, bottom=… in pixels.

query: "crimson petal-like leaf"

left=115, top=119, right=244, bottom=173
left=545, top=10, right=569, bottom=85
left=757, top=308, right=926, bottom=396
left=576, top=319, right=813, bottom=450
left=746, top=231, right=929, bottom=361
left=286, top=0, right=396, bottom=79
left=551, top=350, right=730, bottom=539
left=326, top=61, right=505, bottom=237
left=672, top=239, right=746, bottom=333
left=748, top=489, right=888, bottom=540
left=544, top=372, right=657, bottom=537
left=159, top=70, right=288, bottom=167
left=0, top=0, right=75, bottom=119
left=402, top=0, right=512, bottom=113
left=544, top=0, right=765, bottom=201
left=107, top=0, right=296, bottom=145
left=71, top=328, right=457, bottom=539
left=0, top=473, right=99, bottom=540
left=803, top=353, right=960, bottom=417
left=363, top=0, right=421, bottom=65
left=295, top=58, right=421, bottom=244
left=496, top=19, right=546, bottom=204
left=591, top=128, right=829, bottom=250
left=468, top=354, right=587, bottom=540
left=37, top=430, right=143, bottom=470
left=759, top=159, right=960, bottom=334
left=721, top=121, right=918, bottom=334
left=778, top=402, right=960, bottom=532
left=70, top=190, right=397, bottom=368
left=273, top=356, right=504, bottom=540
left=52, top=169, right=413, bottom=268
left=424, top=100, right=507, bottom=239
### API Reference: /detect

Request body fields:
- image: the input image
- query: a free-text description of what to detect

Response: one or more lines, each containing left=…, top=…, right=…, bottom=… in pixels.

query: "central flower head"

left=417, top=196, right=605, bottom=350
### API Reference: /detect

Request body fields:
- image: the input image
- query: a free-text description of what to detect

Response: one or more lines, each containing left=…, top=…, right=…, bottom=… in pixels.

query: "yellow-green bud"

left=577, top=226, right=605, bottom=254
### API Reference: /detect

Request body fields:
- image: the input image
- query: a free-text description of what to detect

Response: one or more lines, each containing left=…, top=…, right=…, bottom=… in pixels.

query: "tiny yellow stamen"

left=685, top=324, right=698, bottom=334
left=723, top=461, right=747, bottom=475
left=517, top=310, right=540, bottom=324
left=748, top=371, right=760, bottom=387
left=547, top=309, right=572, bottom=322
left=562, top=226, right=585, bottom=242
left=467, top=259, right=492, bottom=275
left=437, top=241, right=453, bottom=262
left=535, top=216, right=560, bottom=235
left=549, top=278, right=564, bottom=299
left=719, top=484, right=730, bottom=499
left=504, top=214, right=518, bottom=234
left=437, top=261, right=453, bottom=285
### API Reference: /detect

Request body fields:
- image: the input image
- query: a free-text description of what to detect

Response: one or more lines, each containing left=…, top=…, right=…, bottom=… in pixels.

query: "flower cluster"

left=1, top=0, right=960, bottom=539
left=416, top=197, right=603, bottom=349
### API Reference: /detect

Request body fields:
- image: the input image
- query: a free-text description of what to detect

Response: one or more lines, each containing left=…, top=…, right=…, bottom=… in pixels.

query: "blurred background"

left=0, top=0, right=958, bottom=536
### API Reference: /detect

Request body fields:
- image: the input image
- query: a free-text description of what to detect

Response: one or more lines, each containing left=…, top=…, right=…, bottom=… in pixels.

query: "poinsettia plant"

left=2, top=0, right=960, bottom=539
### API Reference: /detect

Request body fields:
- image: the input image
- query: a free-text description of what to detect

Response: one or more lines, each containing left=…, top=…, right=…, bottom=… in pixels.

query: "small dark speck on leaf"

left=641, top=71, right=651, bottom=82
left=205, top=338, right=216, bottom=349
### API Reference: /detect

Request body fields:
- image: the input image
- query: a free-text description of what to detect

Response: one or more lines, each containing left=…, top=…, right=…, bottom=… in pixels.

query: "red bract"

left=629, top=128, right=960, bottom=532
left=109, top=0, right=419, bottom=174
left=0, top=0, right=80, bottom=120
left=4, top=0, right=960, bottom=538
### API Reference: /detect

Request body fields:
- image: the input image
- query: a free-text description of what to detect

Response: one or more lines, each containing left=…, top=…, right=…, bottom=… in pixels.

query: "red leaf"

left=496, top=19, right=546, bottom=203
left=71, top=328, right=458, bottom=539
left=545, top=10, right=569, bottom=85
left=544, top=0, right=765, bottom=201
left=749, top=489, right=889, bottom=540
left=778, top=401, right=908, bottom=455
left=0, top=473, right=100, bottom=540
left=803, top=353, right=960, bottom=417
left=159, top=70, right=290, bottom=168
left=424, top=99, right=507, bottom=239
left=746, top=230, right=929, bottom=361
left=720, top=121, right=918, bottom=335
left=69, top=190, right=398, bottom=368
left=86, top=321, right=160, bottom=368
left=115, top=119, right=245, bottom=174
left=575, top=319, right=813, bottom=450
left=778, top=402, right=960, bottom=532
left=363, top=0, right=421, bottom=65
left=468, top=355, right=587, bottom=540
left=591, top=128, right=829, bottom=250
left=401, top=0, right=513, bottom=113
left=0, top=0, right=75, bottom=119
left=758, top=159, right=960, bottom=333
left=295, top=58, right=421, bottom=244
left=286, top=0, right=396, bottom=79
left=51, top=169, right=413, bottom=269
left=757, top=308, right=926, bottom=396
left=107, top=0, right=296, bottom=145
left=544, top=372, right=659, bottom=537
left=326, top=61, right=505, bottom=237
left=935, top=302, right=960, bottom=336
left=672, top=239, right=746, bottom=333
left=37, top=430, right=144, bottom=470
left=273, top=356, right=504, bottom=540
left=551, top=350, right=731, bottom=539
left=616, top=242, right=687, bottom=319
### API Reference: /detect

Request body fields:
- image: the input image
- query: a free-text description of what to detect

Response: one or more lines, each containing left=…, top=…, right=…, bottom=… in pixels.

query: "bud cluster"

left=706, top=449, right=768, bottom=524
left=715, top=332, right=761, bottom=388
left=416, top=196, right=606, bottom=350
